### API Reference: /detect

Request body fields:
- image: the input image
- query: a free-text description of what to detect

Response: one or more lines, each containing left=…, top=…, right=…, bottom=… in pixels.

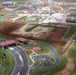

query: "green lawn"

left=36, top=46, right=50, bottom=54
left=25, top=45, right=50, bottom=54
left=62, top=7, right=69, bottom=11
left=0, top=10, right=15, bottom=22
left=16, top=16, right=27, bottom=22
left=26, top=20, right=38, bottom=24
left=69, top=43, right=76, bottom=75
left=0, top=48, right=15, bottom=75
left=73, top=36, right=76, bottom=40
left=25, top=50, right=33, bottom=65
left=0, top=34, right=14, bottom=40
left=65, top=26, right=76, bottom=39
left=0, top=22, right=6, bottom=27
left=0, top=10, right=14, bottom=14
left=69, top=44, right=76, bottom=63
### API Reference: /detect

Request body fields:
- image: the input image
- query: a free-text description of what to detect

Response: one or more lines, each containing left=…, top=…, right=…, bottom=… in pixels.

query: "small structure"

left=0, top=40, right=16, bottom=49
left=28, top=15, right=41, bottom=21
left=33, top=47, right=42, bottom=51
left=2, top=1, right=16, bottom=7
left=66, top=13, right=76, bottom=23
left=16, top=37, right=27, bottom=43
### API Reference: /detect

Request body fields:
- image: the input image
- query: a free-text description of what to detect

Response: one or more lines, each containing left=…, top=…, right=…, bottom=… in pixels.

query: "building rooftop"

left=0, top=40, right=16, bottom=47
left=33, top=47, right=42, bottom=51
left=16, top=37, right=27, bottom=42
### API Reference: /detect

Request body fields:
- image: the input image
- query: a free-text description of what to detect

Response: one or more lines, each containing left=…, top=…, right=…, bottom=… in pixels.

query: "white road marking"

left=17, top=72, right=20, bottom=75
left=8, top=47, right=14, bottom=50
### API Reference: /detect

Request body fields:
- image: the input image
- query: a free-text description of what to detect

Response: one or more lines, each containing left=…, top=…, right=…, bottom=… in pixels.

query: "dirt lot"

left=12, top=24, right=55, bottom=39
left=0, top=22, right=25, bottom=35
left=47, top=27, right=69, bottom=42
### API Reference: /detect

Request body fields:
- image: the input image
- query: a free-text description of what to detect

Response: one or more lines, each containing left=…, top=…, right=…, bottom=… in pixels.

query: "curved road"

left=6, top=41, right=61, bottom=75
left=7, top=46, right=29, bottom=75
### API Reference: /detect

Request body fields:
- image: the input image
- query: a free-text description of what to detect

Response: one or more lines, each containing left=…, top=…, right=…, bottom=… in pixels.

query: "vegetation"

left=24, top=50, right=33, bottom=65
left=0, top=22, right=6, bottom=27
left=73, top=36, right=76, bottom=40
left=65, top=26, right=76, bottom=38
left=0, top=48, right=15, bottom=75
left=30, top=57, right=67, bottom=75
left=69, top=43, right=76, bottom=75
left=16, top=16, right=27, bottom=22
left=25, top=25, right=38, bottom=32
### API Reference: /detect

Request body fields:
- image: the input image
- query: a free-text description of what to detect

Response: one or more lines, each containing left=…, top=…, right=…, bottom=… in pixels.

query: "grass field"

left=0, top=10, right=15, bottom=22
left=16, top=16, right=27, bottom=22
left=73, top=36, right=76, bottom=40
left=0, top=34, right=14, bottom=40
left=0, top=48, right=15, bottom=75
left=0, top=22, right=6, bottom=27
left=65, top=26, right=76, bottom=39
left=69, top=43, right=76, bottom=75
left=25, top=45, right=51, bottom=54
left=25, top=50, right=33, bottom=65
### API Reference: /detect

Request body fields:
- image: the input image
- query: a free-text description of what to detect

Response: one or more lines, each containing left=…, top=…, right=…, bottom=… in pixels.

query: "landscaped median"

left=0, top=48, right=15, bottom=75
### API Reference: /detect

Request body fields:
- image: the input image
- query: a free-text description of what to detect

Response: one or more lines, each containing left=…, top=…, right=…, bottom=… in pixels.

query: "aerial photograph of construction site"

left=0, top=0, right=76, bottom=75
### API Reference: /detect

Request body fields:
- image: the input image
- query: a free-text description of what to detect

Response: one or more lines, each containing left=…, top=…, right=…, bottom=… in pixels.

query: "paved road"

left=7, top=46, right=29, bottom=75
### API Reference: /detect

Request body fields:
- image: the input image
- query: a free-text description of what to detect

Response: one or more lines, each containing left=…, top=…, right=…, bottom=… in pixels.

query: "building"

left=33, top=47, right=42, bottom=51
left=2, top=1, right=16, bottom=7
left=69, top=8, right=76, bottom=14
left=66, top=13, right=76, bottom=23
left=16, top=37, right=27, bottom=43
left=31, top=1, right=44, bottom=8
left=0, top=40, right=17, bottom=49
left=28, top=15, right=41, bottom=20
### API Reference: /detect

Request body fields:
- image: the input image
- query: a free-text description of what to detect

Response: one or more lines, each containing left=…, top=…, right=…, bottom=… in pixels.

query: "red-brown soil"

left=0, top=22, right=25, bottom=35
left=47, top=27, right=69, bottom=42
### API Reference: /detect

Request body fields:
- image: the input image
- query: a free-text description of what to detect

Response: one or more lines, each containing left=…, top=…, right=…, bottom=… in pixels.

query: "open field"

left=16, top=16, right=27, bottom=22
left=69, top=43, right=76, bottom=75
left=25, top=45, right=51, bottom=54
left=25, top=50, right=33, bottom=65
left=73, top=36, right=76, bottom=40
left=0, top=10, right=15, bottom=22
left=65, top=26, right=76, bottom=39
left=0, top=22, right=6, bottom=27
